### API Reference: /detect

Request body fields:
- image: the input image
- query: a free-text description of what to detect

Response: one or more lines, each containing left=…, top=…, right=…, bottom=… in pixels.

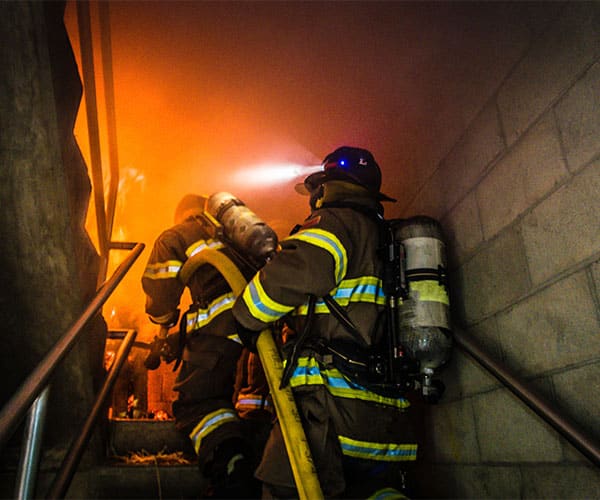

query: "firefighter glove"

left=161, top=332, right=180, bottom=364
left=235, top=319, right=261, bottom=353
left=143, top=333, right=179, bottom=370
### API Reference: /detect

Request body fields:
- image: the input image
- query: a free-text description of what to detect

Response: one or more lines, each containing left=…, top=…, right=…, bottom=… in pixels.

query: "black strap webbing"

left=322, top=294, right=367, bottom=347
left=280, top=295, right=317, bottom=389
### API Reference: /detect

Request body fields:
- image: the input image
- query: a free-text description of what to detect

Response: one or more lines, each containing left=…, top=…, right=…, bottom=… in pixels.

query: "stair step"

left=102, top=418, right=203, bottom=498
left=109, top=418, right=194, bottom=456
left=91, top=463, right=205, bottom=499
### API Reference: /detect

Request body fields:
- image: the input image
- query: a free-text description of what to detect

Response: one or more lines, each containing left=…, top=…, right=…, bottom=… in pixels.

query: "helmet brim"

left=294, top=182, right=310, bottom=196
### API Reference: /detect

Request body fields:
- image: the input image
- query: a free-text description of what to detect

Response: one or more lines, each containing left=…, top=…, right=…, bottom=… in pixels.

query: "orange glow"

left=63, top=2, right=317, bottom=346
left=59, top=0, right=512, bottom=417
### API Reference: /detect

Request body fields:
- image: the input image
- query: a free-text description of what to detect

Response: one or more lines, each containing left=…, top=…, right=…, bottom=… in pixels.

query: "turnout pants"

left=255, top=384, right=418, bottom=498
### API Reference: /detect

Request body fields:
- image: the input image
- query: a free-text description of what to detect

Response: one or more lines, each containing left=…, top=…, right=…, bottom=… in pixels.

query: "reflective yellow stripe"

left=410, top=280, right=449, bottom=305
left=335, top=276, right=386, bottom=304
left=186, top=238, right=224, bottom=258
left=287, top=228, right=347, bottom=283
left=143, top=260, right=182, bottom=279
left=288, top=357, right=410, bottom=409
left=338, top=435, right=417, bottom=462
left=242, top=273, right=294, bottom=324
left=235, top=395, right=271, bottom=410
left=227, top=333, right=242, bottom=344
left=188, top=408, right=238, bottom=455
left=185, top=292, right=236, bottom=332
left=295, top=276, right=385, bottom=315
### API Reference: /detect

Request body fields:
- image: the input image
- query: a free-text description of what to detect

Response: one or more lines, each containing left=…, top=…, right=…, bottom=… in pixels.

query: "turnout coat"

left=233, top=182, right=418, bottom=497
left=142, top=215, right=270, bottom=464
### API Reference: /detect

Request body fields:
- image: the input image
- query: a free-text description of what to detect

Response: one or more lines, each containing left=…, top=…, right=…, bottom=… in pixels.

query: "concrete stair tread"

left=97, top=418, right=204, bottom=498
left=90, top=462, right=205, bottom=499
left=108, top=418, right=195, bottom=456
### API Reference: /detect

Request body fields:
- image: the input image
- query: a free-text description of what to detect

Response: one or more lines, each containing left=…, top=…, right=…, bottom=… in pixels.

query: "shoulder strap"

left=279, top=295, right=317, bottom=388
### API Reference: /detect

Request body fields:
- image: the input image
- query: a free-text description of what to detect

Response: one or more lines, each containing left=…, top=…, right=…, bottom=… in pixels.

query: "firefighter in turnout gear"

left=233, top=146, right=419, bottom=498
left=142, top=194, right=271, bottom=498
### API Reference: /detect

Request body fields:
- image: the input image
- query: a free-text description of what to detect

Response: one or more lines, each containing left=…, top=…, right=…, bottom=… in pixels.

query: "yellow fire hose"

left=180, top=249, right=324, bottom=500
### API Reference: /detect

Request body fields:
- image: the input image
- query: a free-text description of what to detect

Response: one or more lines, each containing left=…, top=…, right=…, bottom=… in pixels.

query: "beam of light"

left=232, top=163, right=323, bottom=187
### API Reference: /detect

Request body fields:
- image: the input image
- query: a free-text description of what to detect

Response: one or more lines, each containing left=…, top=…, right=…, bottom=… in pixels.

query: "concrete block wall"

left=403, top=3, right=600, bottom=498
left=0, top=2, right=106, bottom=496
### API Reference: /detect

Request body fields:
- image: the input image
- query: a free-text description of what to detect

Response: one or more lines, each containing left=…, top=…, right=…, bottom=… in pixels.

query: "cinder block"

left=405, top=100, right=505, bottom=221
left=394, top=162, right=431, bottom=218
left=592, top=259, right=600, bottom=301
left=521, top=464, right=600, bottom=499
left=401, top=169, right=446, bottom=221
left=497, top=271, right=600, bottom=375
left=442, top=349, right=500, bottom=403
left=498, top=3, right=600, bottom=145
left=476, top=112, right=568, bottom=240
left=426, top=398, right=480, bottom=463
left=473, top=388, right=562, bottom=462
left=552, top=362, right=600, bottom=451
left=442, top=318, right=502, bottom=400
left=521, top=160, right=600, bottom=285
left=434, top=101, right=505, bottom=214
left=555, top=62, right=600, bottom=172
left=425, top=464, right=522, bottom=499
left=455, top=226, right=531, bottom=323
left=443, top=192, right=484, bottom=267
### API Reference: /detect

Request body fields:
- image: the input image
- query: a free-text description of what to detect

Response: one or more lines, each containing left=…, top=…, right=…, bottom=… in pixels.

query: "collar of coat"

left=316, top=180, right=385, bottom=216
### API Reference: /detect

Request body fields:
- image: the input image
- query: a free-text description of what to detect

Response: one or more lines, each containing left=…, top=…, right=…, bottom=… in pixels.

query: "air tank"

left=393, top=216, right=453, bottom=383
left=207, top=192, right=278, bottom=267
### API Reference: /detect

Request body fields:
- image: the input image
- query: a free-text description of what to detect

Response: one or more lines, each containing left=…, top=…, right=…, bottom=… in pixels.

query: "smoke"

left=63, top=3, right=321, bottom=336
left=62, top=0, right=510, bottom=334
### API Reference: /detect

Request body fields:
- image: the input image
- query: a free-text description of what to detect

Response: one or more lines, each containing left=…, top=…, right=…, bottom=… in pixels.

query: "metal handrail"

left=0, top=242, right=145, bottom=451
left=46, top=329, right=138, bottom=499
left=14, top=387, right=50, bottom=499
left=453, top=327, right=600, bottom=468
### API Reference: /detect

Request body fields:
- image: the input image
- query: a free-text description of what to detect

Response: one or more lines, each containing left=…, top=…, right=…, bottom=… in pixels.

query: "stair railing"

left=13, top=388, right=50, bottom=499
left=46, top=329, right=138, bottom=499
left=453, top=327, right=600, bottom=468
left=0, top=242, right=145, bottom=498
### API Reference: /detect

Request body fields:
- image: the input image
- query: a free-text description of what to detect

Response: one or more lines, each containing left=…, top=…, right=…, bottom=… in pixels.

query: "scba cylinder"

left=207, top=192, right=278, bottom=267
left=393, top=216, right=452, bottom=374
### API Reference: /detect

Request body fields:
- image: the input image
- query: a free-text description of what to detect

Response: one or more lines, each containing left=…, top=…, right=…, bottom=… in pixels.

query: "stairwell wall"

left=402, top=3, right=600, bottom=498
left=0, top=2, right=106, bottom=497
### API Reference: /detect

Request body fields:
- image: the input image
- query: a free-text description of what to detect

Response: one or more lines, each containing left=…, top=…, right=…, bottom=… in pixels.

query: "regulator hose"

left=179, top=248, right=324, bottom=500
